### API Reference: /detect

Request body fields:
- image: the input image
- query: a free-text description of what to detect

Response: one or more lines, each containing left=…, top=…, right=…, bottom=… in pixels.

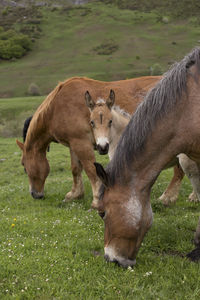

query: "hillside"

left=0, top=2, right=200, bottom=97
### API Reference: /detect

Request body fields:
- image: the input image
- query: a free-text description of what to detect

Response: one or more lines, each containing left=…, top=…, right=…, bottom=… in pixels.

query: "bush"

left=0, top=29, right=32, bottom=60
left=150, top=63, right=163, bottom=75
left=28, top=83, right=41, bottom=96
left=93, top=40, right=119, bottom=55
left=11, top=34, right=32, bottom=51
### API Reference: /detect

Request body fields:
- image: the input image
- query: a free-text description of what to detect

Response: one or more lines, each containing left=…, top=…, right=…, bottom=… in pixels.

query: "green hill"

left=0, top=2, right=200, bottom=97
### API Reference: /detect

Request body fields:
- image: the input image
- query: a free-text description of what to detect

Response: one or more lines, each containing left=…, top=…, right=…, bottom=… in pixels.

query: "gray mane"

left=105, top=47, right=200, bottom=187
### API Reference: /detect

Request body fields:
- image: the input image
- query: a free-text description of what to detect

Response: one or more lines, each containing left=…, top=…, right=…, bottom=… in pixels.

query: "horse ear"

left=85, top=91, right=95, bottom=111
left=106, top=89, right=115, bottom=109
left=94, top=162, right=109, bottom=188
left=16, top=139, right=24, bottom=151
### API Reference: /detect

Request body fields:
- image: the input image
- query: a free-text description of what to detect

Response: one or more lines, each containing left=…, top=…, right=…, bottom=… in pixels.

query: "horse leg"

left=178, top=154, right=200, bottom=202
left=159, top=164, right=184, bottom=205
left=186, top=217, right=200, bottom=262
left=69, top=139, right=101, bottom=208
left=63, top=148, right=84, bottom=202
left=194, top=217, right=200, bottom=246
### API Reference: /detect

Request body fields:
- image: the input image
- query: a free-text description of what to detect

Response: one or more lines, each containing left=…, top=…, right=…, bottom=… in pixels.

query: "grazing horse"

left=16, top=75, right=160, bottom=207
left=86, top=90, right=200, bottom=204
left=94, top=47, right=200, bottom=267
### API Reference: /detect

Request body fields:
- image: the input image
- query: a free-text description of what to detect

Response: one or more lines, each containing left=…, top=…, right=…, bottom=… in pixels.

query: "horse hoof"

left=62, top=197, right=72, bottom=203
left=186, top=246, right=200, bottom=262
left=188, top=192, right=199, bottom=202
left=159, top=197, right=170, bottom=206
left=64, top=191, right=84, bottom=201
left=91, top=200, right=99, bottom=209
left=159, top=196, right=177, bottom=206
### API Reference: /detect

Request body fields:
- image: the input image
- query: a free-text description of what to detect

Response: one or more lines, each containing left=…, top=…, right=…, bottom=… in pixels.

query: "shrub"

left=0, top=30, right=32, bottom=60
left=93, top=40, right=119, bottom=55
left=11, top=34, right=32, bottom=51
left=28, top=83, right=41, bottom=96
left=150, top=63, right=163, bottom=76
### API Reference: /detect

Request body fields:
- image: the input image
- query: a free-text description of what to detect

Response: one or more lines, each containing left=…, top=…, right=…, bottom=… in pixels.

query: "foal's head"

left=85, top=90, right=115, bottom=155
left=94, top=163, right=153, bottom=268
left=16, top=140, right=50, bottom=199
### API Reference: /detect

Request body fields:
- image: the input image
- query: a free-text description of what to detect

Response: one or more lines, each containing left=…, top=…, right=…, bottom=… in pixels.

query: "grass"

left=0, top=2, right=200, bottom=97
left=1, top=137, right=200, bottom=299
left=0, top=96, right=44, bottom=137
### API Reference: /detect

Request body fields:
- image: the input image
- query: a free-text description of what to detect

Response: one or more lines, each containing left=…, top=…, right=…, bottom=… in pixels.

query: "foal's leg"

left=69, top=138, right=101, bottom=208
left=63, top=148, right=84, bottom=202
left=178, top=154, right=199, bottom=202
left=159, top=164, right=184, bottom=205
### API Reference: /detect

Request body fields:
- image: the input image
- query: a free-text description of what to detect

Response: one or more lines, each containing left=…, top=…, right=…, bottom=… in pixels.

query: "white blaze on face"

left=96, top=136, right=109, bottom=147
left=124, top=195, right=142, bottom=229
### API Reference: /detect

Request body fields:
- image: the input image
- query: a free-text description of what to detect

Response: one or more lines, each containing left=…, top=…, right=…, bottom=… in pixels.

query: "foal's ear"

left=85, top=91, right=95, bottom=111
left=106, top=89, right=115, bottom=109
left=94, top=162, right=109, bottom=188
left=16, top=139, right=24, bottom=151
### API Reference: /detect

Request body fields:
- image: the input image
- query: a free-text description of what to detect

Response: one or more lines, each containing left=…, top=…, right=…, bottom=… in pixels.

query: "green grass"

left=0, top=96, right=44, bottom=137
left=0, top=2, right=200, bottom=97
left=1, top=137, right=200, bottom=299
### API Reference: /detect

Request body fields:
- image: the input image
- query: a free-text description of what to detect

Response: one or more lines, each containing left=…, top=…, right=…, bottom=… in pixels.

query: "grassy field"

left=0, top=2, right=200, bottom=97
left=1, top=137, right=200, bottom=299
left=0, top=96, right=44, bottom=137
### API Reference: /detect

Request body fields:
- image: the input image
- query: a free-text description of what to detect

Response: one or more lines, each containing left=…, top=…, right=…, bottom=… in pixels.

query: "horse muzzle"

left=104, top=246, right=136, bottom=268
left=104, top=254, right=136, bottom=268
left=30, top=187, right=44, bottom=199
left=97, top=143, right=109, bottom=155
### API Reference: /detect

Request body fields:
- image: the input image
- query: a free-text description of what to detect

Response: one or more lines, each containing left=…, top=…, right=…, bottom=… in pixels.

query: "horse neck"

left=129, top=112, right=184, bottom=194
left=111, top=107, right=130, bottom=137
left=25, top=116, right=52, bottom=153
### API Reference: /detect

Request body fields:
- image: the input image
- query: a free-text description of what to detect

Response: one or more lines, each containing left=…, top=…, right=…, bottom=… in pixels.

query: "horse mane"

left=105, top=47, right=200, bottom=187
left=25, top=77, right=86, bottom=147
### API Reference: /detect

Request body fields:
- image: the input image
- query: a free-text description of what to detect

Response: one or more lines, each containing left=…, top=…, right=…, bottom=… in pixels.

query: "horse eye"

left=108, top=120, right=112, bottom=127
left=90, top=120, right=95, bottom=128
left=98, top=211, right=106, bottom=219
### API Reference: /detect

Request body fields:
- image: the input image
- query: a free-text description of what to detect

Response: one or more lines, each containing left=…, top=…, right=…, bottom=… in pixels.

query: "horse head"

left=85, top=90, right=115, bottom=155
left=16, top=139, right=50, bottom=199
left=94, top=162, right=153, bottom=268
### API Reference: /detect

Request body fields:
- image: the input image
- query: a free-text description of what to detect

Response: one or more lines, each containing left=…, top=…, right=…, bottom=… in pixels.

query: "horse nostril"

left=105, top=143, right=109, bottom=152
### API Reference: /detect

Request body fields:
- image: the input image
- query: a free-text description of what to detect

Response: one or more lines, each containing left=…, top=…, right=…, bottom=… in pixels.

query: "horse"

left=86, top=90, right=200, bottom=205
left=16, top=75, right=160, bottom=207
left=94, top=47, right=200, bottom=267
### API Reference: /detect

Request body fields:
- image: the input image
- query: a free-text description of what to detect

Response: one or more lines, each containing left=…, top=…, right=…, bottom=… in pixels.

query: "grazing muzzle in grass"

left=30, top=187, right=44, bottom=199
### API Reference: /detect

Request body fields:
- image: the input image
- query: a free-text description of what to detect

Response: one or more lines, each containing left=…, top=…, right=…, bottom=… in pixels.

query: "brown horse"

left=16, top=75, right=160, bottom=207
left=95, top=47, right=200, bottom=267
left=86, top=89, right=200, bottom=204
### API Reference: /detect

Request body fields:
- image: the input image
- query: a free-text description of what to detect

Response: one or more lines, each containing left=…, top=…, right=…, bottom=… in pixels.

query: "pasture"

left=1, top=2, right=200, bottom=97
left=1, top=136, right=200, bottom=299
